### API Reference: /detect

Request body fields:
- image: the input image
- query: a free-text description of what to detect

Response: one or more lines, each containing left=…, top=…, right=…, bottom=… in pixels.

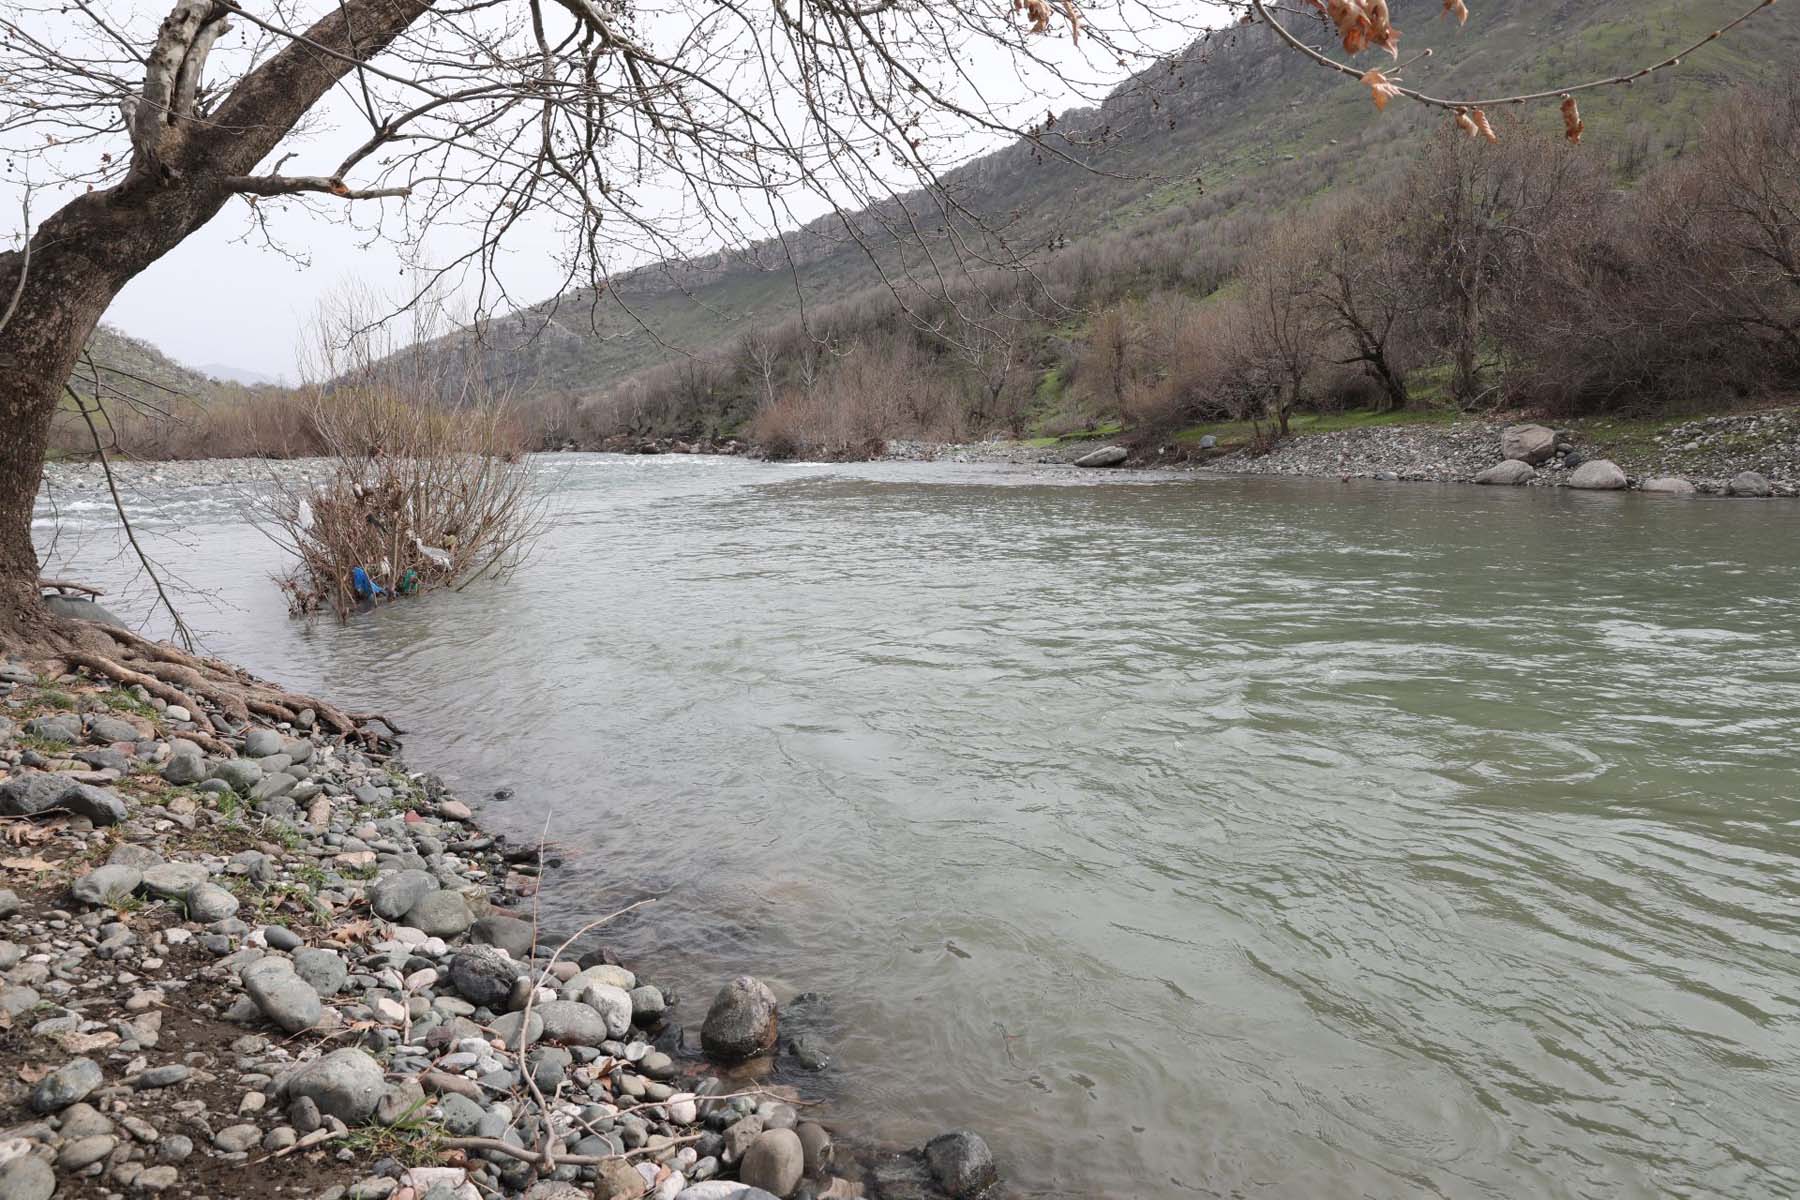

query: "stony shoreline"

left=886, top=406, right=1800, bottom=495
left=0, top=659, right=997, bottom=1200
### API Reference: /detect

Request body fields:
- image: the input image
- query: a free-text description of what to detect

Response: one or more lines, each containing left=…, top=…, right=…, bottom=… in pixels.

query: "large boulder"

left=1566, top=459, right=1627, bottom=490
left=701, top=976, right=778, bottom=1061
left=1500, top=424, right=1556, bottom=465
left=924, top=1131, right=998, bottom=1198
left=0, top=773, right=77, bottom=817
left=42, top=594, right=125, bottom=627
left=739, top=1128, right=805, bottom=1198
left=471, top=914, right=535, bottom=960
left=1473, top=460, right=1534, bottom=486
left=0, top=775, right=124, bottom=824
left=403, top=890, right=472, bottom=938
left=448, top=944, right=525, bottom=1008
left=1072, top=445, right=1128, bottom=468
left=534, top=1000, right=609, bottom=1046
left=283, top=1048, right=386, bottom=1124
left=1727, top=470, right=1772, bottom=497
left=367, top=870, right=437, bottom=921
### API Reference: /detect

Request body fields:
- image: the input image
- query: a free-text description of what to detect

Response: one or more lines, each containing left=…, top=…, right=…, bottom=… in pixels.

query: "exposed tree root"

left=11, top=613, right=400, bottom=752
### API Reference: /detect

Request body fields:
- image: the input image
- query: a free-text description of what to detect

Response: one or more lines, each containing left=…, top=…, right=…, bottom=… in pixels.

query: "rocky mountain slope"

left=423, top=0, right=1799, bottom=402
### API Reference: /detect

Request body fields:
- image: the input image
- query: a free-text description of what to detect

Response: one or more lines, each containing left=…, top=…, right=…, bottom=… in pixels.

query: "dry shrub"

left=255, top=295, right=546, bottom=619
left=746, top=333, right=962, bottom=456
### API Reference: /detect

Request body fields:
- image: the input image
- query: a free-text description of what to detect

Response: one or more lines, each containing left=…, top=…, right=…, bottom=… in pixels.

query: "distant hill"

left=416, top=0, right=1799, bottom=403
left=200, top=363, right=282, bottom=387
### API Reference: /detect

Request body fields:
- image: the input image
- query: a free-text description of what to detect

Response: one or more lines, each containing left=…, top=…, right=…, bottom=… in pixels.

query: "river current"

left=34, top=455, right=1800, bottom=1198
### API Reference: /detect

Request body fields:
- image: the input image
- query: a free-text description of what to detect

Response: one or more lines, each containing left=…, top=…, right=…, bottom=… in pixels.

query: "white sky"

left=5, top=0, right=1218, bottom=382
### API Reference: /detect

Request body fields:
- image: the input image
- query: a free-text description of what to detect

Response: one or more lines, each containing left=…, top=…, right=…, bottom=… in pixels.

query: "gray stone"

left=58, top=1133, right=117, bottom=1169
left=132, top=1064, right=191, bottom=1089
left=535, top=999, right=609, bottom=1046
left=214, top=1123, right=263, bottom=1152
left=0, top=1155, right=55, bottom=1200
left=403, top=890, right=472, bottom=938
left=264, top=925, right=303, bottom=951
left=795, top=1122, right=832, bottom=1178
left=243, top=728, right=283, bottom=757
left=43, top=594, right=124, bottom=627
left=71, top=863, right=143, bottom=906
left=368, top=870, right=437, bottom=921
left=187, top=881, right=241, bottom=923
left=1197, top=434, right=1217, bottom=449
left=30, top=1056, right=104, bottom=1112
left=924, top=1130, right=997, bottom=1198
left=292, top=947, right=348, bottom=996
left=58, top=782, right=126, bottom=825
left=490, top=1008, right=543, bottom=1051
left=435, top=1092, right=486, bottom=1136
left=139, top=861, right=209, bottom=897
left=1567, top=459, right=1628, bottom=490
left=0, top=772, right=77, bottom=816
left=109, top=843, right=164, bottom=869
left=448, top=944, right=523, bottom=1008
left=739, top=1128, right=804, bottom=1198
left=701, top=976, right=778, bottom=1061
left=1072, top=445, right=1127, bottom=468
left=23, top=714, right=80, bottom=743
left=1640, top=475, right=1697, bottom=494
left=629, top=984, right=666, bottom=1021
left=1501, top=423, right=1556, bottom=465
left=0, top=889, right=17, bottom=917
left=88, top=714, right=139, bottom=744
left=137, top=1164, right=180, bottom=1191
left=209, top=758, right=264, bottom=794
left=470, top=914, right=535, bottom=959
left=1473, top=460, right=1534, bottom=486
left=161, top=752, right=206, bottom=785
left=250, top=773, right=297, bottom=806
left=1727, top=470, right=1773, bottom=497
left=284, top=1048, right=386, bottom=1125
left=578, top=983, right=634, bottom=1040
left=674, top=1187, right=780, bottom=1200
left=245, top=963, right=323, bottom=1033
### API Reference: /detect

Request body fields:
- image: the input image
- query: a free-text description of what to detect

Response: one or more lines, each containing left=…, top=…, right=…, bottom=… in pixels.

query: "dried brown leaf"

left=1471, top=107, right=1498, bottom=143
left=1361, top=68, right=1401, bottom=111
left=1560, top=95, right=1584, bottom=144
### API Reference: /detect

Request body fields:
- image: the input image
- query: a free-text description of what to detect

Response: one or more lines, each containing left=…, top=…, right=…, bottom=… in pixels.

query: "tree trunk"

left=0, top=0, right=435, bottom=649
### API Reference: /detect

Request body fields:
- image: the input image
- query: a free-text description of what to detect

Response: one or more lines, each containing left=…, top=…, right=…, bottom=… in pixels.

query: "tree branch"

left=223, top=175, right=412, bottom=200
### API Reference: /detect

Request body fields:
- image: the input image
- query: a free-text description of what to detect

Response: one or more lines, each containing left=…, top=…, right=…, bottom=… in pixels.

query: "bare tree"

left=1307, top=197, right=1417, bottom=411
left=1242, top=223, right=1325, bottom=438
left=0, top=0, right=1778, bottom=662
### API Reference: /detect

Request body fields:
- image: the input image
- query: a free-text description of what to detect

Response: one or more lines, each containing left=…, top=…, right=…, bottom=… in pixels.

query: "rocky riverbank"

left=0, top=661, right=998, bottom=1200
left=885, top=405, right=1800, bottom=495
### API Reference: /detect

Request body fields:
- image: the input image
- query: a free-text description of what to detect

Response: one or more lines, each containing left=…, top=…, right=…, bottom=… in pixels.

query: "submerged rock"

left=925, top=1130, right=998, bottom=1198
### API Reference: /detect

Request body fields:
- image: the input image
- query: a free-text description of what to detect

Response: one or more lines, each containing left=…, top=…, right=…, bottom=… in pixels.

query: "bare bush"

left=255, top=301, right=545, bottom=619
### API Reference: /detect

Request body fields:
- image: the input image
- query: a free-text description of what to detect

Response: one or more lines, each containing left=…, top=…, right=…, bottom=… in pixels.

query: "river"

left=34, top=454, right=1800, bottom=1198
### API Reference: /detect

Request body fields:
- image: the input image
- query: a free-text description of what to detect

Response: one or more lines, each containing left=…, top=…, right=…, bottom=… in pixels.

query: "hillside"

left=427, top=0, right=1799, bottom=406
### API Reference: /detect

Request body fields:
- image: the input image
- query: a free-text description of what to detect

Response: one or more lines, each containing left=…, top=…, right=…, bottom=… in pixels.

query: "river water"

left=34, top=455, right=1800, bottom=1199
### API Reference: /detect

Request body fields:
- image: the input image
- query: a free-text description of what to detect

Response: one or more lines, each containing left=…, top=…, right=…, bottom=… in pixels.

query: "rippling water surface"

left=37, top=455, right=1800, bottom=1198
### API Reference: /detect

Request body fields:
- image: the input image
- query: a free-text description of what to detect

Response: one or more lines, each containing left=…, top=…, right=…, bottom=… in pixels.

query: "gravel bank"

left=885, top=406, right=1800, bottom=495
left=0, top=660, right=996, bottom=1200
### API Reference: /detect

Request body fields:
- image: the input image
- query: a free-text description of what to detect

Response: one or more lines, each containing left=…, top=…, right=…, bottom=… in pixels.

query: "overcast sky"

left=7, top=0, right=1217, bottom=382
